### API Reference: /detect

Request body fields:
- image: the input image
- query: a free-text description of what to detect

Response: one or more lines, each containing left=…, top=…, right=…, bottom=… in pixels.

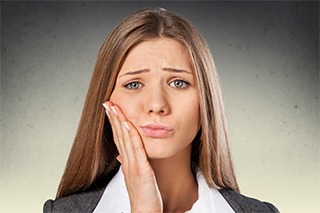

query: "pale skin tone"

left=103, top=38, right=200, bottom=212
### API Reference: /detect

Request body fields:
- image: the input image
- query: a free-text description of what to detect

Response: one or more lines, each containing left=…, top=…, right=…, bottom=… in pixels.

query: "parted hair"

left=56, top=8, right=239, bottom=198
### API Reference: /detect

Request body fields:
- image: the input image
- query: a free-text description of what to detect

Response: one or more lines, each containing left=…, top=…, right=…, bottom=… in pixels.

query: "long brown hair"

left=56, top=8, right=239, bottom=198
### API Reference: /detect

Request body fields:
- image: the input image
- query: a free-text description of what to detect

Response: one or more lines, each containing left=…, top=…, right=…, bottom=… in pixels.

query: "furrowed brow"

left=119, top=69, right=150, bottom=78
left=162, top=67, right=192, bottom=74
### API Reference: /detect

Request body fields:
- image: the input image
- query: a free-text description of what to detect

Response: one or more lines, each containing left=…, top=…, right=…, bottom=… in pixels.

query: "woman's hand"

left=103, top=101, right=163, bottom=213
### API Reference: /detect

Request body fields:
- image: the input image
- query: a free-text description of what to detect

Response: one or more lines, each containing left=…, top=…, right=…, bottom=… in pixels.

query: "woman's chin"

left=143, top=138, right=191, bottom=161
left=143, top=139, right=174, bottom=159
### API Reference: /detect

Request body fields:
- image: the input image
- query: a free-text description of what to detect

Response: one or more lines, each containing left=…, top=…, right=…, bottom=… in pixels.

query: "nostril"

left=145, top=96, right=169, bottom=114
left=148, top=109, right=166, bottom=114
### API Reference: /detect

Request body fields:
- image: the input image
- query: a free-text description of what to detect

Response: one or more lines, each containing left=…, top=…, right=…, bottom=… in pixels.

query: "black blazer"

left=44, top=187, right=279, bottom=213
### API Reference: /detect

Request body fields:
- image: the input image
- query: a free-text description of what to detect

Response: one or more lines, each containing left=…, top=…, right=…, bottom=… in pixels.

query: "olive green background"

left=1, top=1, right=319, bottom=212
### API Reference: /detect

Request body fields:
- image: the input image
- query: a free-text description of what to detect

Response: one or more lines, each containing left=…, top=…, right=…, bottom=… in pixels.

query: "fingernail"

left=110, top=106, right=118, bottom=116
left=102, top=103, right=109, bottom=110
left=102, top=103, right=110, bottom=118
left=123, top=122, right=130, bottom=131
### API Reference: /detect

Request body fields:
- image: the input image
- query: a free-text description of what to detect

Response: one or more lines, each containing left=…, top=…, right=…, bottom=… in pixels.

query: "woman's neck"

left=149, top=145, right=198, bottom=212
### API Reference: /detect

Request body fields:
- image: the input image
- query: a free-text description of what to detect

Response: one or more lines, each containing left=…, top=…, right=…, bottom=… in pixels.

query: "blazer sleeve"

left=43, top=199, right=53, bottom=213
left=219, top=189, right=280, bottom=213
left=42, top=187, right=105, bottom=213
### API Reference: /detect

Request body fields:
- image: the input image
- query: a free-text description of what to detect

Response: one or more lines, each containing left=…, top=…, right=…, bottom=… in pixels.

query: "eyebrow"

left=119, top=67, right=192, bottom=78
left=162, top=67, right=192, bottom=74
left=119, top=69, right=150, bottom=78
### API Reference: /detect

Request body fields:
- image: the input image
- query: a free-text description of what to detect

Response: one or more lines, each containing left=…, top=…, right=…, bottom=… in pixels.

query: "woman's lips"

left=140, top=123, right=173, bottom=138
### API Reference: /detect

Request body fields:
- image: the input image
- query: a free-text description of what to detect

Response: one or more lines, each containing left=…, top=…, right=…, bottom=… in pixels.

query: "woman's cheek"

left=111, top=93, right=139, bottom=121
left=120, top=103, right=137, bottom=121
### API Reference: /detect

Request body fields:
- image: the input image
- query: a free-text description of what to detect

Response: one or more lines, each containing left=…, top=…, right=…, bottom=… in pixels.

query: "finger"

left=120, top=121, right=137, bottom=164
left=122, top=121, right=149, bottom=165
left=120, top=121, right=153, bottom=181
left=104, top=102, right=139, bottom=165
left=103, top=102, right=127, bottom=163
left=104, top=102, right=149, bottom=168
left=108, top=104, right=132, bottom=160
left=111, top=105, right=139, bottom=166
left=109, top=105, right=148, bottom=163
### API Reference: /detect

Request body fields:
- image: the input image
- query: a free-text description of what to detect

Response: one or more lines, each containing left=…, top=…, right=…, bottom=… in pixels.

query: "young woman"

left=44, top=8, right=279, bottom=212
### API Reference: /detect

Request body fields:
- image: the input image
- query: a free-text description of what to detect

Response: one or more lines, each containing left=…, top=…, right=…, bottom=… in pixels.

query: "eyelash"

left=123, top=79, right=190, bottom=90
left=169, top=79, right=190, bottom=89
left=124, top=81, right=143, bottom=90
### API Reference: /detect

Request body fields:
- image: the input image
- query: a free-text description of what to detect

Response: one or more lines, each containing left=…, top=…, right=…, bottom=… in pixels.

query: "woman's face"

left=110, top=38, right=200, bottom=159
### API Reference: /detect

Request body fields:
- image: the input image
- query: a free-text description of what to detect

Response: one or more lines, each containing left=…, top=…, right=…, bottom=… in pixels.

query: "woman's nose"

left=144, top=87, right=170, bottom=115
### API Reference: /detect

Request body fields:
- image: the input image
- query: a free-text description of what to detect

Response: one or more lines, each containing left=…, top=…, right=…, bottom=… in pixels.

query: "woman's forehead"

left=119, top=38, right=193, bottom=74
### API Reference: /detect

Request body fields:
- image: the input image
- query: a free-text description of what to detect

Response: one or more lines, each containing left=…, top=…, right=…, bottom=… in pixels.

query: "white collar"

left=94, top=166, right=235, bottom=213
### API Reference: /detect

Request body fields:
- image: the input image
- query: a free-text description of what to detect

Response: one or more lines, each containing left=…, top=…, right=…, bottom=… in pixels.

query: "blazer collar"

left=94, top=166, right=234, bottom=213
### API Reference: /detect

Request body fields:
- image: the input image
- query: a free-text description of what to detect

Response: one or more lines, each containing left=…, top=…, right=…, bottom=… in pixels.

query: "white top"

left=94, top=167, right=235, bottom=213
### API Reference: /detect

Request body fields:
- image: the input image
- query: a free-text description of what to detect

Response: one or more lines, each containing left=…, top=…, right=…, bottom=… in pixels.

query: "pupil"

left=175, top=81, right=182, bottom=87
left=132, top=83, right=138, bottom=88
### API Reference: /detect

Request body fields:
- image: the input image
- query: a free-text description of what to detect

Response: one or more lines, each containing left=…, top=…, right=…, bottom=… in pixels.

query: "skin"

left=103, top=38, right=200, bottom=212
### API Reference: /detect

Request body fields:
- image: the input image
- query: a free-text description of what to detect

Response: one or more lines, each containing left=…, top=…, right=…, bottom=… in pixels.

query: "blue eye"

left=124, top=81, right=142, bottom=90
left=170, top=79, right=189, bottom=89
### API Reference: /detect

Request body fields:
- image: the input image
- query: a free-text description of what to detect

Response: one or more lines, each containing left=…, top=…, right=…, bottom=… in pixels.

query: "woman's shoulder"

left=219, top=189, right=280, bottom=213
left=43, top=187, right=105, bottom=213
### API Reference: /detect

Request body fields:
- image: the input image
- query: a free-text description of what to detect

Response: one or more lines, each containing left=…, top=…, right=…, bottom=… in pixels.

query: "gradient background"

left=1, top=1, right=319, bottom=212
